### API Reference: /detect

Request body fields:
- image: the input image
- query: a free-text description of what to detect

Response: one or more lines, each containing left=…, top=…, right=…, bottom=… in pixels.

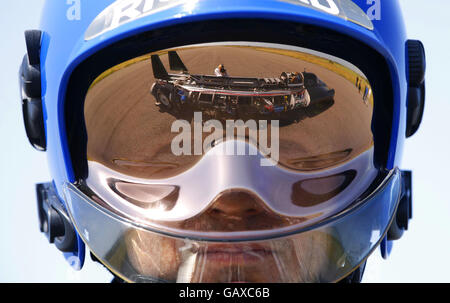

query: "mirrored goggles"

left=81, top=42, right=378, bottom=237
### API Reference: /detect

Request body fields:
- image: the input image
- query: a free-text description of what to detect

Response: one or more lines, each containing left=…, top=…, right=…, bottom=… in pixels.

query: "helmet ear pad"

left=406, top=40, right=426, bottom=138
left=19, top=30, right=46, bottom=151
left=20, top=55, right=41, bottom=98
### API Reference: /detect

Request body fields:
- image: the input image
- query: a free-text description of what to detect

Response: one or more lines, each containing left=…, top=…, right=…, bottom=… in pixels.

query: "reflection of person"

left=280, top=72, right=288, bottom=84
left=225, top=96, right=238, bottom=114
left=363, top=86, right=369, bottom=102
left=214, top=64, right=228, bottom=77
left=225, top=96, right=232, bottom=113
left=176, top=88, right=187, bottom=103
left=291, top=72, right=304, bottom=84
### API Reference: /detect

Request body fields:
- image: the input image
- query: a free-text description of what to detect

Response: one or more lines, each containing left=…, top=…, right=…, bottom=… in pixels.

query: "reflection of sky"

left=0, top=0, right=449, bottom=282
left=182, top=42, right=368, bottom=77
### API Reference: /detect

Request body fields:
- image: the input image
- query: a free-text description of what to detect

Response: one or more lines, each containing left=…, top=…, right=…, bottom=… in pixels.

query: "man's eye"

left=291, top=170, right=356, bottom=207
left=109, top=180, right=179, bottom=211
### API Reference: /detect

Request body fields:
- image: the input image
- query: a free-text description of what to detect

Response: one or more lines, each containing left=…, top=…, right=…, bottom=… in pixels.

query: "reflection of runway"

left=85, top=46, right=373, bottom=178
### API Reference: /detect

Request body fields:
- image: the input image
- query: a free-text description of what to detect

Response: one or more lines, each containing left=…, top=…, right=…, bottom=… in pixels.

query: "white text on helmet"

left=296, top=0, right=340, bottom=15
left=85, top=0, right=187, bottom=40
left=110, top=0, right=179, bottom=29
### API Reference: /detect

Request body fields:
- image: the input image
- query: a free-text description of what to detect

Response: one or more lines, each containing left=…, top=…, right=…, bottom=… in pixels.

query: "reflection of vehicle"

left=150, top=52, right=334, bottom=117
left=303, top=71, right=336, bottom=104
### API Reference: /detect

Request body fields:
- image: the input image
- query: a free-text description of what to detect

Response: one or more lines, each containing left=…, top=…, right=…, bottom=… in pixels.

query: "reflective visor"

left=64, top=169, right=401, bottom=283
left=83, top=42, right=378, bottom=236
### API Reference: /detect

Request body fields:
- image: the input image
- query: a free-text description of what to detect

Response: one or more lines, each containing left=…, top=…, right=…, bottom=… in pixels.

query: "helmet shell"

left=38, top=0, right=408, bottom=268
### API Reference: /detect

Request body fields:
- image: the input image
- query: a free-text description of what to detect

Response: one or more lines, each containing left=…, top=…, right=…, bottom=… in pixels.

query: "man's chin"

left=200, top=245, right=276, bottom=267
left=185, top=252, right=293, bottom=283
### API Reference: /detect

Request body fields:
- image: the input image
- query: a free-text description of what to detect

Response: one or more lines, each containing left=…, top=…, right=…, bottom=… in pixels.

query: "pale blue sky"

left=0, top=0, right=449, bottom=282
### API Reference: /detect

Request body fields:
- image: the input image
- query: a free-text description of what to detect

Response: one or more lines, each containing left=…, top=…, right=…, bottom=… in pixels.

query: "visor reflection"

left=85, top=42, right=374, bottom=179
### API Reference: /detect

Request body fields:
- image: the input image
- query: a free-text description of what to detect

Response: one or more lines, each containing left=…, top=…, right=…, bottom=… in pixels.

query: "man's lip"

left=200, top=245, right=275, bottom=265
left=203, top=244, right=274, bottom=254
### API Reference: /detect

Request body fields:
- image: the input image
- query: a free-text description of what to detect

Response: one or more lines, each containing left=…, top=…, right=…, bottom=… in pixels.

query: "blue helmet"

left=20, top=0, right=425, bottom=283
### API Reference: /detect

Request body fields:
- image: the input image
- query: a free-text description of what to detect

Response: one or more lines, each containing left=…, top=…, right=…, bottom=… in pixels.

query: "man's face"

left=124, top=191, right=350, bottom=283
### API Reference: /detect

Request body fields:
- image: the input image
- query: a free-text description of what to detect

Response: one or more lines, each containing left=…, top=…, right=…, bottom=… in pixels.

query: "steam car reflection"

left=150, top=51, right=335, bottom=120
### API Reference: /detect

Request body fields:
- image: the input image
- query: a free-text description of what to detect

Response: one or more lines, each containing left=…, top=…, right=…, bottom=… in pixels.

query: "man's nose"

left=183, top=190, right=305, bottom=233
left=209, top=191, right=266, bottom=219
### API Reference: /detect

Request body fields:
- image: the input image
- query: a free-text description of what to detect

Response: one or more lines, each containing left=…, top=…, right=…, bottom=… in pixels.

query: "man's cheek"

left=125, top=230, right=182, bottom=281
